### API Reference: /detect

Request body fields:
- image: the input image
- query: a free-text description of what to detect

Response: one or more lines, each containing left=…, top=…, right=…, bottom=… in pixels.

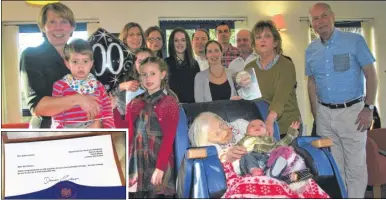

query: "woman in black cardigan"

left=164, top=27, right=200, bottom=103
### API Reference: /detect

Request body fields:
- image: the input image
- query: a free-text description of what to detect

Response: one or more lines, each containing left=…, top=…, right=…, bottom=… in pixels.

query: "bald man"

left=306, top=2, right=377, bottom=198
left=228, top=29, right=258, bottom=76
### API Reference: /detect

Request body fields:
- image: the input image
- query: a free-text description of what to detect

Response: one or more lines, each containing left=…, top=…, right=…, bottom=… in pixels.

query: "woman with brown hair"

left=165, top=27, right=200, bottom=103
left=245, top=20, right=301, bottom=137
left=144, top=26, right=165, bottom=58
left=111, top=23, right=146, bottom=120
left=194, top=40, right=239, bottom=102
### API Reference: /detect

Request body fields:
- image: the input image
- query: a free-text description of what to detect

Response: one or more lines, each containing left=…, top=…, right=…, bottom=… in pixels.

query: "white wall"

left=2, top=1, right=386, bottom=129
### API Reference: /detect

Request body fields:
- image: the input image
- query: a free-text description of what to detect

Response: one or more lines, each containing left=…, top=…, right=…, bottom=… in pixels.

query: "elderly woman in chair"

left=188, top=112, right=330, bottom=198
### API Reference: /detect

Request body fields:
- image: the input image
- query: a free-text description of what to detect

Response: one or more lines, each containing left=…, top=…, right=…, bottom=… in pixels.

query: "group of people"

left=19, top=1, right=378, bottom=199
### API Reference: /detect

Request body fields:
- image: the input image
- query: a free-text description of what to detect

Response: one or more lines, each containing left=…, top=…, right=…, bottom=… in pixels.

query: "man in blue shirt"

left=306, top=2, right=378, bottom=198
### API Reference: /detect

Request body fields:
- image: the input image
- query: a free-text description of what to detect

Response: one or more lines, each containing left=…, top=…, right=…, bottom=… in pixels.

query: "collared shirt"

left=228, top=52, right=258, bottom=76
left=222, top=44, right=241, bottom=68
left=305, top=28, right=376, bottom=104
left=256, top=54, right=281, bottom=71
left=194, top=54, right=209, bottom=71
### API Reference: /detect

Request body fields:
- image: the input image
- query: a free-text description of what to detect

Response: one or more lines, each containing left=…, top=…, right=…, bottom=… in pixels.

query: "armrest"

left=176, top=146, right=227, bottom=199
left=292, top=136, right=347, bottom=198
left=292, top=136, right=334, bottom=177
left=312, top=138, right=333, bottom=148
left=368, top=129, right=386, bottom=150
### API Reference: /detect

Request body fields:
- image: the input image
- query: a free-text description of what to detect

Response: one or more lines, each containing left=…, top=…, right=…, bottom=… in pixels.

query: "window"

left=19, top=23, right=88, bottom=117
left=160, top=19, right=242, bottom=57
left=309, top=21, right=362, bottom=41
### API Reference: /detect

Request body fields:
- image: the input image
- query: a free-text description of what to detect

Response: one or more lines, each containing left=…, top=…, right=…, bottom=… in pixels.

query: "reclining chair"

left=174, top=99, right=348, bottom=198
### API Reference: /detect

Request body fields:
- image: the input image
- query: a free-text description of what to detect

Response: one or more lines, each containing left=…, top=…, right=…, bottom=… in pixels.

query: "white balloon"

left=106, top=43, right=124, bottom=75
left=92, top=42, right=124, bottom=76
left=92, top=43, right=107, bottom=76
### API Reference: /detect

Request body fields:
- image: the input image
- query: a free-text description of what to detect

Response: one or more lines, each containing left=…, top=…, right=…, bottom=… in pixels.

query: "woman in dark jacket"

left=164, top=27, right=200, bottom=103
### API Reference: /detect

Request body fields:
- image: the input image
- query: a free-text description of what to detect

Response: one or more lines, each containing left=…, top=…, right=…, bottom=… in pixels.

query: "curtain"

left=300, top=19, right=314, bottom=136
left=361, top=20, right=380, bottom=113
left=87, top=22, right=100, bottom=38
left=2, top=25, right=22, bottom=123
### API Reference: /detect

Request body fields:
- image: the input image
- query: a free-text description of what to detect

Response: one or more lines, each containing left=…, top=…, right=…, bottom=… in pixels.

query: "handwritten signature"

left=44, top=175, right=80, bottom=184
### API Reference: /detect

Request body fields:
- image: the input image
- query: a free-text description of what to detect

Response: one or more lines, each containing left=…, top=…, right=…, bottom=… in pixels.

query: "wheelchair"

left=174, top=99, right=347, bottom=198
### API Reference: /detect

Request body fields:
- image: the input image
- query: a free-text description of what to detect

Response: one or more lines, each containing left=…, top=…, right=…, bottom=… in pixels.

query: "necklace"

left=209, top=68, right=225, bottom=78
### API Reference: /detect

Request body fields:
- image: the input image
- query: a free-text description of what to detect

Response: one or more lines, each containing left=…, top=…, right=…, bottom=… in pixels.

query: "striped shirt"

left=52, top=79, right=115, bottom=128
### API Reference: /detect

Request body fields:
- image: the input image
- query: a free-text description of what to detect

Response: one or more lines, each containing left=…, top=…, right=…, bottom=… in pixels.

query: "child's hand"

left=151, top=168, right=164, bottom=186
left=120, top=80, right=140, bottom=92
left=250, top=168, right=264, bottom=176
left=290, top=121, right=300, bottom=130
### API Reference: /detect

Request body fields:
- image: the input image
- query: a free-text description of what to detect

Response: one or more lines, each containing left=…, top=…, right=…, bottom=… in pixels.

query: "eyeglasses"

left=147, top=37, right=162, bottom=42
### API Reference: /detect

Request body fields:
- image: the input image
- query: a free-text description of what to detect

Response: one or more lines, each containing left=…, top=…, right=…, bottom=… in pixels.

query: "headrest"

left=181, top=100, right=263, bottom=126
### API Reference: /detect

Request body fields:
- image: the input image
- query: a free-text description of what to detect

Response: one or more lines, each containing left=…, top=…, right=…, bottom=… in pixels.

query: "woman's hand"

left=230, top=96, right=242, bottom=100
left=76, top=94, right=101, bottom=120
left=120, top=80, right=140, bottom=92
left=88, top=120, right=102, bottom=128
left=221, top=146, right=247, bottom=163
left=265, top=112, right=278, bottom=137
left=151, top=168, right=164, bottom=186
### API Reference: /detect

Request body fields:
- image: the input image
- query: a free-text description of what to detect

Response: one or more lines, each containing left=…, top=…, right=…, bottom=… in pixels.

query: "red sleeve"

left=97, top=83, right=115, bottom=128
left=52, top=80, right=65, bottom=122
left=52, top=80, right=64, bottom=97
left=155, top=96, right=179, bottom=171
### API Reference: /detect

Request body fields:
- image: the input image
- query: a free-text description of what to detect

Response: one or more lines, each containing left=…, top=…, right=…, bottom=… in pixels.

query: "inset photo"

left=1, top=131, right=126, bottom=199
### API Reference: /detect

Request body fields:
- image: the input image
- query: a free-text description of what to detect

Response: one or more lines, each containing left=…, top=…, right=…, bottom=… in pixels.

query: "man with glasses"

left=192, top=29, right=210, bottom=71
left=216, top=22, right=240, bottom=68
left=228, top=29, right=257, bottom=76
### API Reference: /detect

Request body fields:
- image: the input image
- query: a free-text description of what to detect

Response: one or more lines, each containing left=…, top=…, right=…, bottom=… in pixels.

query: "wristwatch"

left=364, top=104, right=375, bottom=110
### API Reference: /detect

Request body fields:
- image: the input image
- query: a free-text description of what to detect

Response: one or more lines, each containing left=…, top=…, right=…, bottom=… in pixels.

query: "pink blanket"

left=222, top=162, right=330, bottom=198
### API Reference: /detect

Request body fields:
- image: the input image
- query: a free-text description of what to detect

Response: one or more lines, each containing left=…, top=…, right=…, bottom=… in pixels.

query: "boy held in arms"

left=51, top=39, right=115, bottom=128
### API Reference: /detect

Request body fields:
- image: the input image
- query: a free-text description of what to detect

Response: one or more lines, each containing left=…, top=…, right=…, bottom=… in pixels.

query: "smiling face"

left=207, top=117, right=233, bottom=145
left=65, top=53, right=93, bottom=80
left=139, top=62, right=166, bottom=95
left=126, top=26, right=143, bottom=52
left=43, top=10, right=74, bottom=48
left=192, top=30, right=209, bottom=56
left=174, top=31, right=187, bottom=55
left=309, top=3, right=335, bottom=41
left=246, top=119, right=267, bottom=137
left=146, top=30, right=163, bottom=53
left=205, top=42, right=222, bottom=66
left=236, top=71, right=252, bottom=87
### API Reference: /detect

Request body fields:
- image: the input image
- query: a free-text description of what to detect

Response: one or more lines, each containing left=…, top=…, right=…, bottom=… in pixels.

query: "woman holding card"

left=245, top=20, right=301, bottom=137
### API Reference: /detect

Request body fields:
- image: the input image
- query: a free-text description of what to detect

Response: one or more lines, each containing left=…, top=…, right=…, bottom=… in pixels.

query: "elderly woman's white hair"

left=188, top=112, right=224, bottom=147
left=235, top=70, right=251, bottom=87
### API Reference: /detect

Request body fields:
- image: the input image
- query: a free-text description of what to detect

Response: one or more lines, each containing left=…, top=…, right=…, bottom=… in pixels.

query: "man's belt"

left=319, top=97, right=363, bottom=109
